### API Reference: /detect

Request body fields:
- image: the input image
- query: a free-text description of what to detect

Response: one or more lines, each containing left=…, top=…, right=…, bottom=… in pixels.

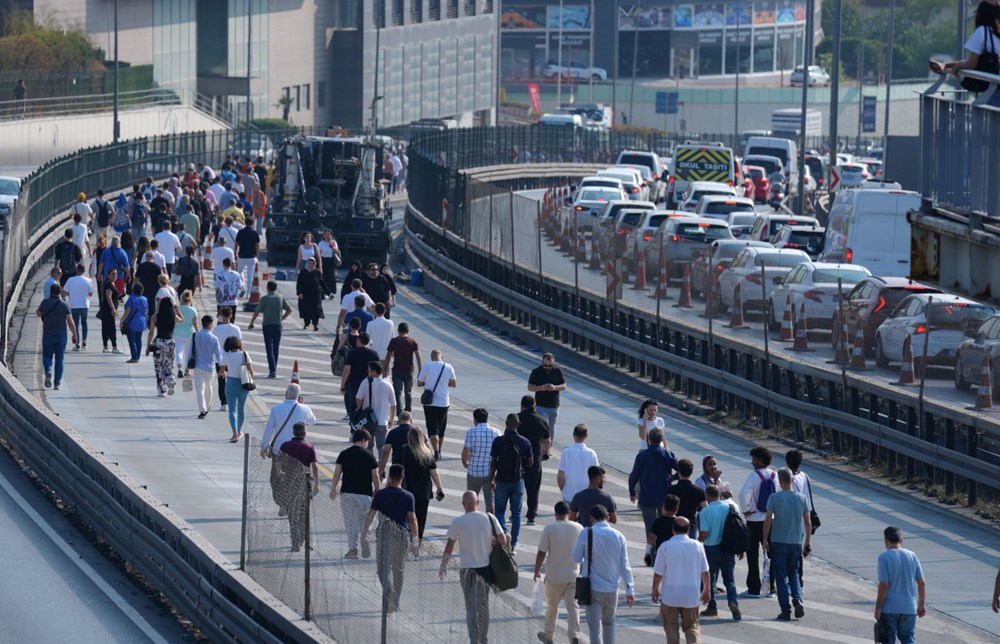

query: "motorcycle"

left=768, top=181, right=785, bottom=210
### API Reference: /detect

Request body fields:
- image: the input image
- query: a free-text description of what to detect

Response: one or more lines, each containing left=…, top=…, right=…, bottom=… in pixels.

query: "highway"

left=11, top=216, right=998, bottom=642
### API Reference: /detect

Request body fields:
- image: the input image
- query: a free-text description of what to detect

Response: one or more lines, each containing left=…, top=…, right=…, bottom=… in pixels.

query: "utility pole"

left=373, top=0, right=381, bottom=134
left=612, top=0, right=619, bottom=127
left=883, top=0, right=895, bottom=172
left=112, top=0, right=120, bottom=142
left=735, top=12, right=741, bottom=137
left=829, top=0, right=842, bottom=177
left=557, top=0, right=564, bottom=106
left=857, top=0, right=865, bottom=150
left=246, top=0, right=252, bottom=125
left=798, top=0, right=814, bottom=215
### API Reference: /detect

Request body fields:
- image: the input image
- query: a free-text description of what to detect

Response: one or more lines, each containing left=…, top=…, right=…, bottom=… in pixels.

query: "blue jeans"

left=493, top=479, right=524, bottom=548
left=126, top=329, right=143, bottom=360
left=535, top=406, right=559, bottom=442
left=705, top=545, right=738, bottom=610
left=881, top=613, right=916, bottom=644
left=41, top=331, right=67, bottom=385
left=262, top=324, right=281, bottom=374
left=71, top=308, right=88, bottom=343
left=770, top=542, right=802, bottom=613
left=225, top=376, right=249, bottom=433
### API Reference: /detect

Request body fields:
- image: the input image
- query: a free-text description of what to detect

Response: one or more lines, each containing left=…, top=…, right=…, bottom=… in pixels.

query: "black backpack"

left=94, top=199, right=112, bottom=227
left=721, top=506, right=750, bottom=555
left=58, top=241, right=80, bottom=273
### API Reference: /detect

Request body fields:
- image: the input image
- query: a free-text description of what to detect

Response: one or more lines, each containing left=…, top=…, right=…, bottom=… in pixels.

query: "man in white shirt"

left=154, top=221, right=182, bottom=277
left=207, top=177, right=225, bottom=206
left=71, top=212, right=91, bottom=260
left=738, top=446, right=777, bottom=598
left=417, top=349, right=457, bottom=460
left=652, top=516, right=711, bottom=643
left=148, top=239, right=167, bottom=270
left=572, top=504, right=635, bottom=643
left=260, top=383, right=318, bottom=507
left=355, top=362, right=396, bottom=457
left=557, top=423, right=600, bottom=502
left=366, top=302, right=395, bottom=359
left=211, top=235, right=235, bottom=270
left=337, top=277, right=375, bottom=328
left=217, top=217, right=240, bottom=249
left=212, top=308, right=242, bottom=411
left=439, top=491, right=507, bottom=644
left=533, top=501, right=583, bottom=644
left=214, top=257, right=244, bottom=320
left=63, top=264, right=93, bottom=351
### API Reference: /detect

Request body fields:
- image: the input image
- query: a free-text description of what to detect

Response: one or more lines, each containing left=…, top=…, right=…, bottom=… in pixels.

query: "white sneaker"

left=220, top=403, right=227, bottom=410
left=111, top=348, right=124, bottom=354
left=102, top=348, right=110, bottom=353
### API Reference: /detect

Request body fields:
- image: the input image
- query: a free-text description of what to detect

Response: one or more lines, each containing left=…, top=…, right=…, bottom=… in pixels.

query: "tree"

left=0, top=7, right=104, bottom=75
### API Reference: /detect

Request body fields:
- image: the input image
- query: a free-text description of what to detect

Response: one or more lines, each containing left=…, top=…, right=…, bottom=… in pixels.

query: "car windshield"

left=0, top=179, right=18, bottom=195
left=620, top=212, right=644, bottom=227
left=786, top=231, right=825, bottom=250
left=883, top=287, right=937, bottom=310
left=842, top=166, right=864, bottom=176
left=648, top=214, right=669, bottom=228
left=927, top=303, right=995, bottom=327
left=705, top=201, right=753, bottom=215
left=674, top=223, right=732, bottom=241
left=579, top=188, right=619, bottom=201
left=619, top=154, right=654, bottom=170
left=749, top=169, right=764, bottom=180
left=753, top=253, right=807, bottom=268
left=812, top=268, right=867, bottom=284
left=769, top=219, right=811, bottom=236
left=752, top=159, right=781, bottom=175
left=691, top=189, right=731, bottom=202
left=728, top=213, right=757, bottom=226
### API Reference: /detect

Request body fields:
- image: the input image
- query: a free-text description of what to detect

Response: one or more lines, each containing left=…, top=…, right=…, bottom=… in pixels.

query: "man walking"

left=628, top=427, right=678, bottom=535
left=738, top=446, right=776, bottom=598
left=418, top=349, right=456, bottom=460
left=214, top=257, right=243, bottom=320
left=534, top=501, right=583, bottom=644
left=233, top=216, right=260, bottom=290
left=55, top=229, right=82, bottom=287
left=378, top=411, right=415, bottom=477
left=697, top=485, right=741, bottom=621
left=557, top=424, right=599, bottom=503
left=364, top=464, right=419, bottom=613
left=63, top=264, right=93, bottom=352
left=212, top=307, right=241, bottom=411
left=517, top=395, right=550, bottom=525
left=367, top=302, right=395, bottom=359
left=440, top=491, right=507, bottom=644
left=875, top=526, right=926, bottom=644
left=248, top=280, right=293, bottom=378
left=572, top=505, right=635, bottom=644
left=153, top=221, right=182, bottom=276
left=190, top=315, right=223, bottom=418
left=786, top=448, right=815, bottom=588
left=340, top=333, right=380, bottom=420
left=528, top=353, right=567, bottom=440
left=763, top=467, right=812, bottom=621
left=384, top=322, right=422, bottom=414
left=668, top=459, right=707, bottom=538
left=462, top=408, right=500, bottom=513
left=487, top=413, right=533, bottom=555
left=652, top=516, right=711, bottom=644
left=355, top=361, right=396, bottom=456
left=330, top=429, right=380, bottom=559
left=277, top=422, right=320, bottom=553
left=570, top=466, right=618, bottom=528
left=37, top=283, right=78, bottom=390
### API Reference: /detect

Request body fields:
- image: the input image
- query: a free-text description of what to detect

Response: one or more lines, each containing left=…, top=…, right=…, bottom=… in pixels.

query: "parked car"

left=874, top=294, right=996, bottom=371
left=0, top=175, right=20, bottom=226
left=626, top=210, right=690, bottom=266
left=597, top=200, right=656, bottom=259
left=575, top=176, right=625, bottom=200
left=691, top=239, right=773, bottom=297
left=745, top=165, right=770, bottom=203
left=955, top=315, right=1000, bottom=394
left=748, top=214, right=821, bottom=242
left=833, top=276, right=943, bottom=356
left=789, top=65, right=831, bottom=87
left=766, top=262, right=871, bottom=330
left=679, top=181, right=739, bottom=212
left=544, top=60, right=608, bottom=81
left=771, top=225, right=826, bottom=259
left=694, top=195, right=756, bottom=220
left=717, top=247, right=811, bottom=312
left=646, top=216, right=733, bottom=277
left=725, top=212, right=758, bottom=238
left=571, top=186, right=625, bottom=231
left=616, top=150, right=666, bottom=199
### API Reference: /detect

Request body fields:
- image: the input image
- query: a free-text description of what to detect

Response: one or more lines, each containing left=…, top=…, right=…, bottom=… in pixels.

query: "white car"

left=766, top=262, right=871, bottom=331
left=0, top=175, right=20, bottom=226
left=614, top=163, right=662, bottom=202
left=571, top=186, right=626, bottom=232
left=597, top=169, right=648, bottom=201
left=694, top=195, right=756, bottom=220
left=789, top=65, right=831, bottom=87
left=834, top=163, right=870, bottom=191
left=543, top=60, right=607, bottom=82
left=718, top=247, right=812, bottom=312
left=874, top=294, right=996, bottom=370
left=680, top=181, right=739, bottom=213
left=575, top=176, right=625, bottom=201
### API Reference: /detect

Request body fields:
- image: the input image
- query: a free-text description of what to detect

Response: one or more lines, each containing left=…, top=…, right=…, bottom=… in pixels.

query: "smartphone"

left=435, top=490, right=445, bottom=502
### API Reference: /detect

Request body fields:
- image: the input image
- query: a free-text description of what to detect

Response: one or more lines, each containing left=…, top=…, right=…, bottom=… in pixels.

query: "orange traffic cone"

left=632, top=249, right=648, bottom=289
left=589, top=230, right=602, bottom=270
left=652, top=253, right=669, bottom=298
left=203, top=235, right=213, bottom=270
left=673, top=263, right=692, bottom=308
left=700, top=272, right=718, bottom=317
left=779, top=295, right=794, bottom=341
left=972, top=351, right=995, bottom=410
left=849, top=327, right=868, bottom=370
left=246, top=261, right=261, bottom=308
left=895, top=335, right=915, bottom=385
left=725, top=282, right=748, bottom=328
left=575, top=231, right=588, bottom=262
left=789, top=302, right=811, bottom=351
left=290, top=360, right=300, bottom=384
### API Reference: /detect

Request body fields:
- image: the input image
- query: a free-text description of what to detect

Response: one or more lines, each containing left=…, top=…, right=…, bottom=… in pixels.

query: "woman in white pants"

left=175, top=290, right=199, bottom=378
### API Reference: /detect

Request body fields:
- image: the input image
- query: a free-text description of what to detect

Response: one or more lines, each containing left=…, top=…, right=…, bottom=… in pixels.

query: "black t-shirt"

left=650, top=515, right=674, bottom=560
left=346, top=346, right=380, bottom=387
left=668, top=480, right=706, bottom=525
left=135, top=262, right=162, bottom=298
left=528, top=365, right=566, bottom=408
left=336, top=445, right=378, bottom=495
left=384, top=424, right=413, bottom=465
left=56, top=240, right=82, bottom=273
left=370, top=486, right=415, bottom=530
left=516, top=410, right=550, bottom=462
left=235, top=227, right=260, bottom=258
left=98, top=282, right=119, bottom=319
left=570, top=487, right=617, bottom=528
left=400, top=445, right=437, bottom=500
left=491, top=430, right=533, bottom=484
left=361, top=273, right=391, bottom=304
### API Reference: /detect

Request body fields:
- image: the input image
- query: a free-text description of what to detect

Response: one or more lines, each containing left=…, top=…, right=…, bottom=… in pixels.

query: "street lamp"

left=112, top=0, right=120, bottom=143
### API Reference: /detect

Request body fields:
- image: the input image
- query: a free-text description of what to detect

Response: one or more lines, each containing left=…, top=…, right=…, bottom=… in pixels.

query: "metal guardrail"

left=0, top=88, right=183, bottom=120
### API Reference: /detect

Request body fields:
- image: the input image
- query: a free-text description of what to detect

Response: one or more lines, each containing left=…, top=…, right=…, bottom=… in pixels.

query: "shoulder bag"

left=574, top=527, right=593, bottom=605
left=806, top=474, right=821, bottom=534
left=268, top=402, right=299, bottom=498
left=488, top=513, right=518, bottom=591
left=240, top=351, right=256, bottom=391
left=421, top=363, right=446, bottom=406
left=187, top=331, right=198, bottom=371
left=350, top=377, right=379, bottom=433
left=962, top=26, right=1000, bottom=93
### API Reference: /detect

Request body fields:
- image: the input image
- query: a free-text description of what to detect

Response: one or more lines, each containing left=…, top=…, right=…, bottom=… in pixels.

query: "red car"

left=745, top=165, right=769, bottom=203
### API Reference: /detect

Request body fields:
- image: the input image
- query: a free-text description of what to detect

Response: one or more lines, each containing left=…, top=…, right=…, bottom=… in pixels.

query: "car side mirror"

left=963, top=319, right=981, bottom=338
left=773, top=276, right=783, bottom=285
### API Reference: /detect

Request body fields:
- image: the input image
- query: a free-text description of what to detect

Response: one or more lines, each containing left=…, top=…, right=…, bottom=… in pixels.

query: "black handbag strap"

left=586, top=527, right=593, bottom=576
left=268, top=402, right=298, bottom=452
left=429, top=363, right=446, bottom=393
left=805, top=473, right=816, bottom=511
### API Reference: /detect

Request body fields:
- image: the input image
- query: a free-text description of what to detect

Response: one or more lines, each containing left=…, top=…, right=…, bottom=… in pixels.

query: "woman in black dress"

left=97, top=268, right=122, bottom=353
left=296, top=257, right=325, bottom=331
left=340, top=260, right=364, bottom=300
left=399, top=426, right=445, bottom=550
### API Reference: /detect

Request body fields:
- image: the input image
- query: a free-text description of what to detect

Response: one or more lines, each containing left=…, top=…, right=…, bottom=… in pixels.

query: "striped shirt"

left=463, top=423, right=500, bottom=478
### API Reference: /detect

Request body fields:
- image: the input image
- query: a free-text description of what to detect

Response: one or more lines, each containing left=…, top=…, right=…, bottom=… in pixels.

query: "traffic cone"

left=831, top=322, right=850, bottom=364
left=700, top=272, right=718, bottom=317
left=632, top=248, right=648, bottom=289
left=559, top=213, right=572, bottom=253
left=895, top=335, right=915, bottom=385
left=789, top=303, right=811, bottom=351
left=652, top=252, right=669, bottom=298
left=725, top=282, right=748, bottom=328
left=673, top=263, right=692, bottom=308
left=620, top=252, right=630, bottom=284
left=972, top=351, right=995, bottom=410
left=290, top=360, right=300, bottom=384
left=202, top=235, right=213, bottom=270
left=247, top=261, right=262, bottom=305
left=849, top=327, right=868, bottom=369
left=575, top=231, right=588, bottom=262
left=779, top=295, right=794, bottom=341
left=589, top=230, right=602, bottom=270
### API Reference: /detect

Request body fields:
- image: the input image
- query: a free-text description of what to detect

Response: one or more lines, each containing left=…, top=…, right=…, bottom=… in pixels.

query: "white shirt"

left=217, top=225, right=239, bottom=248
left=653, top=534, right=709, bottom=608
left=966, top=24, right=1000, bottom=56
left=155, top=285, right=178, bottom=308
left=366, top=316, right=395, bottom=358
left=261, top=400, right=318, bottom=450
left=319, top=239, right=340, bottom=259
left=208, top=183, right=225, bottom=205
left=71, top=202, right=93, bottom=224
left=417, top=361, right=455, bottom=407
left=213, top=322, right=242, bottom=352
left=71, top=223, right=89, bottom=255
left=340, top=288, right=375, bottom=313
left=446, top=511, right=503, bottom=569
left=557, top=442, right=600, bottom=502
left=214, top=269, right=244, bottom=305
left=739, top=467, right=776, bottom=522
left=63, top=275, right=93, bottom=309
left=538, top=520, right=583, bottom=584
left=212, top=245, right=235, bottom=269
left=154, top=231, right=182, bottom=264
left=151, top=250, right=166, bottom=270
left=220, top=349, right=250, bottom=376
left=355, top=376, right=396, bottom=425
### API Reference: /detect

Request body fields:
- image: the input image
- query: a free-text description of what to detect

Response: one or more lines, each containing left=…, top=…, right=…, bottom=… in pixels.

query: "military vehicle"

left=266, top=135, right=391, bottom=267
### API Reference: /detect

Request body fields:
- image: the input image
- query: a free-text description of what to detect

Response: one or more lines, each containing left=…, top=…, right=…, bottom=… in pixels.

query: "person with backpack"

left=697, top=484, right=742, bottom=621
left=98, top=236, right=131, bottom=292
left=93, top=189, right=113, bottom=242
left=486, top=413, right=533, bottom=555
left=762, top=467, right=812, bottom=621
left=54, top=228, right=82, bottom=287
left=738, top=445, right=777, bottom=598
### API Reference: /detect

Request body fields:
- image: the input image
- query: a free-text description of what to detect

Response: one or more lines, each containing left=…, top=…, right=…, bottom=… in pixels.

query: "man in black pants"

left=516, top=395, right=551, bottom=525
left=738, top=446, right=777, bottom=598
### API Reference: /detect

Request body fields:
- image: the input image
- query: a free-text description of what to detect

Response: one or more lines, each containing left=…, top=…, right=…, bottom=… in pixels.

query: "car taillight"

left=618, top=227, right=632, bottom=235
left=715, top=263, right=726, bottom=273
left=804, top=289, right=823, bottom=302
left=652, top=173, right=659, bottom=180
left=575, top=205, right=585, bottom=211
left=643, top=231, right=653, bottom=241
left=727, top=180, right=734, bottom=186
left=747, top=273, right=763, bottom=284
left=872, top=295, right=887, bottom=314
left=669, top=176, right=675, bottom=183
left=782, top=242, right=801, bottom=248
left=845, top=248, right=853, bottom=263
left=630, top=187, right=640, bottom=193
left=671, top=234, right=680, bottom=242
left=913, top=323, right=927, bottom=334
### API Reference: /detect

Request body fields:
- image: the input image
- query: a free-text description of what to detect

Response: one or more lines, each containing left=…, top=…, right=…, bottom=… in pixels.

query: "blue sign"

left=862, top=96, right=877, bottom=133
left=667, top=91, right=679, bottom=114
left=655, top=91, right=667, bottom=114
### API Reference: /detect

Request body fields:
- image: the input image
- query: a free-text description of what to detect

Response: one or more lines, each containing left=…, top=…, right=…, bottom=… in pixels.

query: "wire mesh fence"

left=242, top=432, right=548, bottom=643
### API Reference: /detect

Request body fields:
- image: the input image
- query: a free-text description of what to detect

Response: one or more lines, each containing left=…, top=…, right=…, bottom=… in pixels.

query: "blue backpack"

left=755, top=470, right=777, bottom=513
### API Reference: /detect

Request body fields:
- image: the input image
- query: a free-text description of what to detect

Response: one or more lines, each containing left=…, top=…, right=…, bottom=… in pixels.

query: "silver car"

left=0, top=175, right=20, bottom=226
left=571, top=186, right=626, bottom=232
left=646, top=216, right=733, bottom=278
left=717, top=247, right=811, bottom=312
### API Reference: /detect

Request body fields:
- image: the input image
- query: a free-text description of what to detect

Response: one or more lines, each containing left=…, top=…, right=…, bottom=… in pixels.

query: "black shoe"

left=525, top=517, right=535, bottom=526
left=793, top=599, right=804, bottom=618
left=177, top=369, right=184, bottom=379
left=729, top=602, right=742, bottom=621
left=198, top=411, right=208, bottom=419
left=700, top=607, right=718, bottom=617
left=44, top=372, right=52, bottom=388
left=777, top=611, right=791, bottom=621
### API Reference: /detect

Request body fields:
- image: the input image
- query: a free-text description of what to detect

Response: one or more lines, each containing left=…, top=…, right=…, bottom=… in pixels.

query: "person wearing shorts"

left=417, top=349, right=456, bottom=461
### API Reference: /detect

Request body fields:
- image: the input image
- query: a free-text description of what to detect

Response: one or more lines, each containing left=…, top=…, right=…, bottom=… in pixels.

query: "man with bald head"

left=440, top=490, right=508, bottom=644
left=653, top=516, right=711, bottom=644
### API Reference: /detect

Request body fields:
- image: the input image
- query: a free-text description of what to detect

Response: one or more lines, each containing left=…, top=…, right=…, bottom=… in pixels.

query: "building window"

left=392, top=0, right=403, bottom=25
left=373, top=0, right=385, bottom=28
left=411, top=0, right=423, bottom=23
left=482, top=0, right=493, bottom=13
left=447, top=0, right=458, bottom=19
left=463, top=0, right=475, bottom=17
left=429, top=0, right=440, bottom=21
left=317, top=81, right=327, bottom=108
left=304, top=84, right=311, bottom=110
left=294, top=85, right=301, bottom=111
left=338, top=0, right=360, bottom=28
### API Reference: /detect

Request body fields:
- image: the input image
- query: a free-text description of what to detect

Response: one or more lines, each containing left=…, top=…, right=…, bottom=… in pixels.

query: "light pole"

left=734, top=8, right=741, bottom=137
left=612, top=0, right=619, bottom=127
left=246, top=0, right=252, bottom=126
left=883, top=0, right=895, bottom=170
left=556, top=0, right=564, bottom=107
left=829, top=0, right=842, bottom=176
left=112, top=0, right=120, bottom=142
left=797, top=0, right=814, bottom=215
left=857, top=0, right=865, bottom=150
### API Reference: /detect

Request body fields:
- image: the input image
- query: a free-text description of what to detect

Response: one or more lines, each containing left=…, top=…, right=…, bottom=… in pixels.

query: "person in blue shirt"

left=875, top=526, right=926, bottom=644
left=363, top=464, right=418, bottom=613
left=572, top=504, right=635, bottom=644
left=697, top=485, right=741, bottom=621
left=343, top=294, right=374, bottom=332
left=191, top=315, right=224, bottom=418
left=763, top=467, right=812, bottom=621
left=627, top=427, right=677, bottom=536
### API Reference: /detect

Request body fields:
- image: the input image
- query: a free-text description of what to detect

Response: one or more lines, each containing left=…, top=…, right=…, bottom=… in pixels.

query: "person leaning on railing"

left=929, top=0, right=1000, bottom=106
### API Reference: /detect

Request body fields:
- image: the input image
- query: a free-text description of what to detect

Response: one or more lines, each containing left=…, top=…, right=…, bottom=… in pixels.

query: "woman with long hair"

left=296, top=231, right=320, bottom=273
left=175, top=289, right=199, bottom=378
left=133, top=235, right=151, bottom=276
left=931, top=1, right=1000, bottom=106
left=91, top=235, right=108, bottom=284
left=340, top=260, right=364, bottom=300
left=220, top=335, right=254, bottom=442
left=145, top=295, right=182, bottom=396
left=318, top=230, right=341, bottom=299
left=121, top=283, right=147, bottom=362
left=400, top=426, right=445, bottom=548
left=636, top=398, right=665, bottom=450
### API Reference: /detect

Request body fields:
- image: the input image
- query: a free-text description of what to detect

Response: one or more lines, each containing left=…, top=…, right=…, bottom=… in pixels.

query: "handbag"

left=806, top=474, right=821, bottom=534
left=873, top=618, right=888, bottom=644
left=187, top=331, right=198, bottom=371
left=962, top=26, right=1000, bottom=92
left=421, top=363, right=446, bottom=406
left=574, top=527, right=593, bottom=605
left=240, top=351, right=256, bottom=391
left=488, top=513, right=518, bottom=592
left=349, top=377, right=379, bottom=433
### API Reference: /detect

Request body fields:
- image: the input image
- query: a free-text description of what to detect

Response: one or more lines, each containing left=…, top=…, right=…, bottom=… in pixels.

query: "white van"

left=744, top=136, right=798, bottom=193
left=536, top=113, right=583, bottom=127
left=819, top=188, right=921, bottom=277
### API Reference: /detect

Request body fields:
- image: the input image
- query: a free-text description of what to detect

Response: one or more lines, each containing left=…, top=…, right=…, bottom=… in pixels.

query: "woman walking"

left=930, top=1, right=1000, bottom=106
left=319, top=230, right=341, bottom=299
left=122, top=284, right=148, bottom=362
left=220, top=336, right=253, bottom=442
left=97, top=268, right=123, bottom=354
left=175, top=290, right=199, bottom=378
left=145, top=296, right=182, bottom=396
left=399, top=426, right=445, bottom=549
left=91, top=235, right=108, bottom=286
left=380, top=263, right=398, bottom=316
left=296, top=257, right=325, bottom=331
left=637, top=398, right=665, bottom=450
left=340, top=260, right=364, bottom=300
left=296, top=231, right=320, bottom=273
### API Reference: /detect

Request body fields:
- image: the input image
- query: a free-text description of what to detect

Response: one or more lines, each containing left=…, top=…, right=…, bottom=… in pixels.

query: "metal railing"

left=0, top=88, right=184, bottom=121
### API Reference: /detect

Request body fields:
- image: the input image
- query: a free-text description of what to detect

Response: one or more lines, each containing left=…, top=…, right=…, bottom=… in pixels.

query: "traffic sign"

left=829, top=166, right=840, bottom=191
left=862, top=96, right=877, bottom=134
left=667, top=92, right=679, bottom=114
left=655, top=91, right=667, bottom=115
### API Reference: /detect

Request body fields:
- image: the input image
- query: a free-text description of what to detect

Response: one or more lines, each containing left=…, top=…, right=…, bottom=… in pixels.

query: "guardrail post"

left=944, top=419, right=955, bottom=498
left=868, top=393, right=881, bottom=467
left=849, top=387, right=860, bottom=456
left=923, top=411, right=936, bottom=485
left=304, top=472, right=312, bottom=621
left=968, top=427, right=979, bottom=506
left=240, top=433, right=250, bottom=571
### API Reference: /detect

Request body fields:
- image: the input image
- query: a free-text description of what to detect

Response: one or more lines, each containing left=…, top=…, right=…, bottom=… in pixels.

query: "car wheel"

left=954, top=354, right=970, bottom=390
left=874, top=334, right=890, bottom=368
left=591, top=74, right=602, bottom=82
